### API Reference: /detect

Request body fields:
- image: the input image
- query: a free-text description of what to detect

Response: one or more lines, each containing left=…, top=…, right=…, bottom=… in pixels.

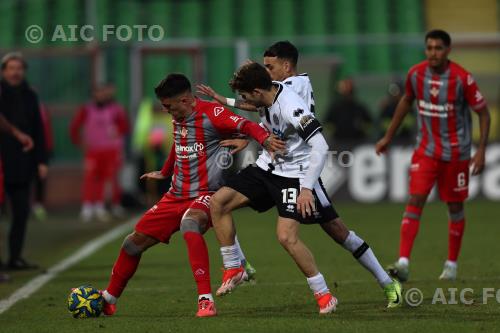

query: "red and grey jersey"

left=166, top=98, right=269, bottom=199
left=406, top=60, right=487, bottom=161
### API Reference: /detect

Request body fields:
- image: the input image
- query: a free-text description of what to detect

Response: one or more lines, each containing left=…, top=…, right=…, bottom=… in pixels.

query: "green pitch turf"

left=1, top=201, right=499, bottom=332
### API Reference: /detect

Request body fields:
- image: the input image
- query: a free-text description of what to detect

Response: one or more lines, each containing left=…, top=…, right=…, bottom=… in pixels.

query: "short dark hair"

left=425, top=29, right=451, bottom=47
left=154, top=73, right=191, bottom=98
left=263, top=41, right=299, bottom=66
left=1, top=52, right=27, bottom=70
left=229, top=63, right=273, bottom=93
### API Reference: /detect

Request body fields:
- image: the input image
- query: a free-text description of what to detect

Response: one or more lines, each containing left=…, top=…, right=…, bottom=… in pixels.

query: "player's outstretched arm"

left=471, top=107, right=491, bottom=175
left=140, top=171, right=166, bottom=180
left=375, top=94, right=413, bottom=155
left=196, top=84, right=258, bottom=112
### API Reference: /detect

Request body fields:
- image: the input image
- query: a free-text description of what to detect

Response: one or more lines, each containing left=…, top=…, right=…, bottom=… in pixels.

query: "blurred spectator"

left=132, top=98, right=173, bottom=205
left=70, top=84, right=129, bottom=222
left=0, top=52, right=47, bottom=270
left=378, top=79, right=415, bottom=142
left=32, top=103, right=54, bottom=221
left=324, top=79, right=372, bottom=142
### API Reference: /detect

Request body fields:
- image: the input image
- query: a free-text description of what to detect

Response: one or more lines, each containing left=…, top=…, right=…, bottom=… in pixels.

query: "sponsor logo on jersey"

left=285, top=81, right=292, bottom=85
left=475, top=91, right=483, bottom=102
left=428, top=80, right=443, bottom=86
left=418, top=100, right=454, bottom=118
left=175, top=142, right=205, bottom=159
left=214, top=106, right=224, bottom=116
left=467, top=74, right=474, bottom=86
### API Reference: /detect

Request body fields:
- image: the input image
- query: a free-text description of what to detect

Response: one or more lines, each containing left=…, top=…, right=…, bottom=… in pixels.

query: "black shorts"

left=224, top=165, right=339, bottom=224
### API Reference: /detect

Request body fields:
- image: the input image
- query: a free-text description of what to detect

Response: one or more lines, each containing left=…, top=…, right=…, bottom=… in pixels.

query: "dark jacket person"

left=0, top=52, right=47, bottom=270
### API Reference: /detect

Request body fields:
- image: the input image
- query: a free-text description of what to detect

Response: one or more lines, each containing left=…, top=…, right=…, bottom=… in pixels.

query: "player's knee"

left=180, top=218, right=202, bottom=234
left=277, top=231, right=298, bottom=248
left=409, top=195, right=426, bottom=207
left=210, top=191, right=229, bottom=215
left=122, top=234, right=145, bottom=256
left=447, top=201, right=464, bottom=214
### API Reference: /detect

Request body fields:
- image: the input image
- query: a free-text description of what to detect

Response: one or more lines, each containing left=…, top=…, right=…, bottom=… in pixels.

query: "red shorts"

left=409, top=152, right=470, bottom=202
left=135, top=193, right=212, bottom=243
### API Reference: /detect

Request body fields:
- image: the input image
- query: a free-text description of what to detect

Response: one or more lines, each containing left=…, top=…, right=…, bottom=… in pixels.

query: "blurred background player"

left=377, top=79, right=415, bottom=143
left=324, top=78, right=372, bottom=143
left=0, top=52, right=47, bottom=270
left=99, top=73, right=284, bottom=317
left=70, top=83, right=129, bottom=222
left=376, top=30, right=491, bottom=281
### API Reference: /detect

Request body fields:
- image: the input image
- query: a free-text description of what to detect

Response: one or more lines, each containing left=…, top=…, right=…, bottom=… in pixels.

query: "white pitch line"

left=0, top=218, right=137, bottom=315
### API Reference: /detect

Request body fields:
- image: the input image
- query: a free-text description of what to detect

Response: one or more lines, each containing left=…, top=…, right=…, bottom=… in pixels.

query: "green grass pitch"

left=0, top=200, right=499, bottom=332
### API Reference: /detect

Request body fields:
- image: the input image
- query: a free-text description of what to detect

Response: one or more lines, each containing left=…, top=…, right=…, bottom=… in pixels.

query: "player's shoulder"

left=448, top=61, right=473, bottom=80
left=195, top=98, right=227, bottom=118
left=275, top=83, right=309, bottom=114
left=407, top=60, right=428, bottom=75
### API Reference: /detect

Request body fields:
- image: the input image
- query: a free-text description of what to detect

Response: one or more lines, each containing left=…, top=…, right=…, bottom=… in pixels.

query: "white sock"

left=234, top=235, right=247, bottom=265
left=198, top=293, right=213, bottom=302
left=306, top=272, right=329, bottom=295
left=94, top=202, right=105, bottom=211
left=220, top=244, right=241, bottom=269
left=398, top=257, right=410, bottom=267
left=81, top=202, right=93, bottom=212
left=343, top=231, right=393, bottom=288
left=445, top=260, right=457, bottom=268
left=102, top=290, right=117, bottom=304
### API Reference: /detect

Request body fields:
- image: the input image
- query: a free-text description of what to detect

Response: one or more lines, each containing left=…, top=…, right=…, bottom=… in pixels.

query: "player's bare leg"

left=387, top=194, right=427, bottom=282
left=320, top=218, right=401, bottom=308
left=440, top=201, right=465, bottom=280
left=210, top=187, right=251, bottom=296
left=276, top=217, right=337, bottom=314
left=101, top=232, right=158, bottom=315
left=180, top=208, right=217, bottom=317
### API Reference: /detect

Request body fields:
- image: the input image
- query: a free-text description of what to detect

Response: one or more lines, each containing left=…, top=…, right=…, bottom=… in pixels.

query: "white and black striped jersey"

left=255, top=82, right=322, bottom=179
left=282, top=73, right=316, bottom=114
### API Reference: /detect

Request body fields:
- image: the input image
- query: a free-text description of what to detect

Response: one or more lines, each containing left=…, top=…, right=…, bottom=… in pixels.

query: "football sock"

left=400, top=205, right=422, bottom=259
left=306, top=272, right=329, bottom=295
left=220, top=244, right=241, bottom=269
left=398, top=257, right=409, bottom=266
left=102, top=290, right=117, bottom=304
left=343, top=231, right=393, bottom=288
left=448, top=210, right=465, bottom=262
left=106, top=248, right=141, bottom=300
left=183, top=231, right=212, bottom=295
left=198, top=293, right=214, bottom=302
left=234, top=235, right=247, bottom=266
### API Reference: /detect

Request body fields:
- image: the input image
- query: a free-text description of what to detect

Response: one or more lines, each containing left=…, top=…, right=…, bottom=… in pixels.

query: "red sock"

left=448, top=217, right=465, bottom=262
left=399, top=205, right=422, bottom=259
left=183, top=232, right=211, bottom=295
left=106, top=249, right=141, bottom=298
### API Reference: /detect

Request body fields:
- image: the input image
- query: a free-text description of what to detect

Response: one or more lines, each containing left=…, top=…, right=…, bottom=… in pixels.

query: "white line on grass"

left=0, top=218, right=137, bottom=315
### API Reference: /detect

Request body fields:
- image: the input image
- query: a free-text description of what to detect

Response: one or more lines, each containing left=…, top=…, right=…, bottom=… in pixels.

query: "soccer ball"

left=67, top=285, right=104, bottom=318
